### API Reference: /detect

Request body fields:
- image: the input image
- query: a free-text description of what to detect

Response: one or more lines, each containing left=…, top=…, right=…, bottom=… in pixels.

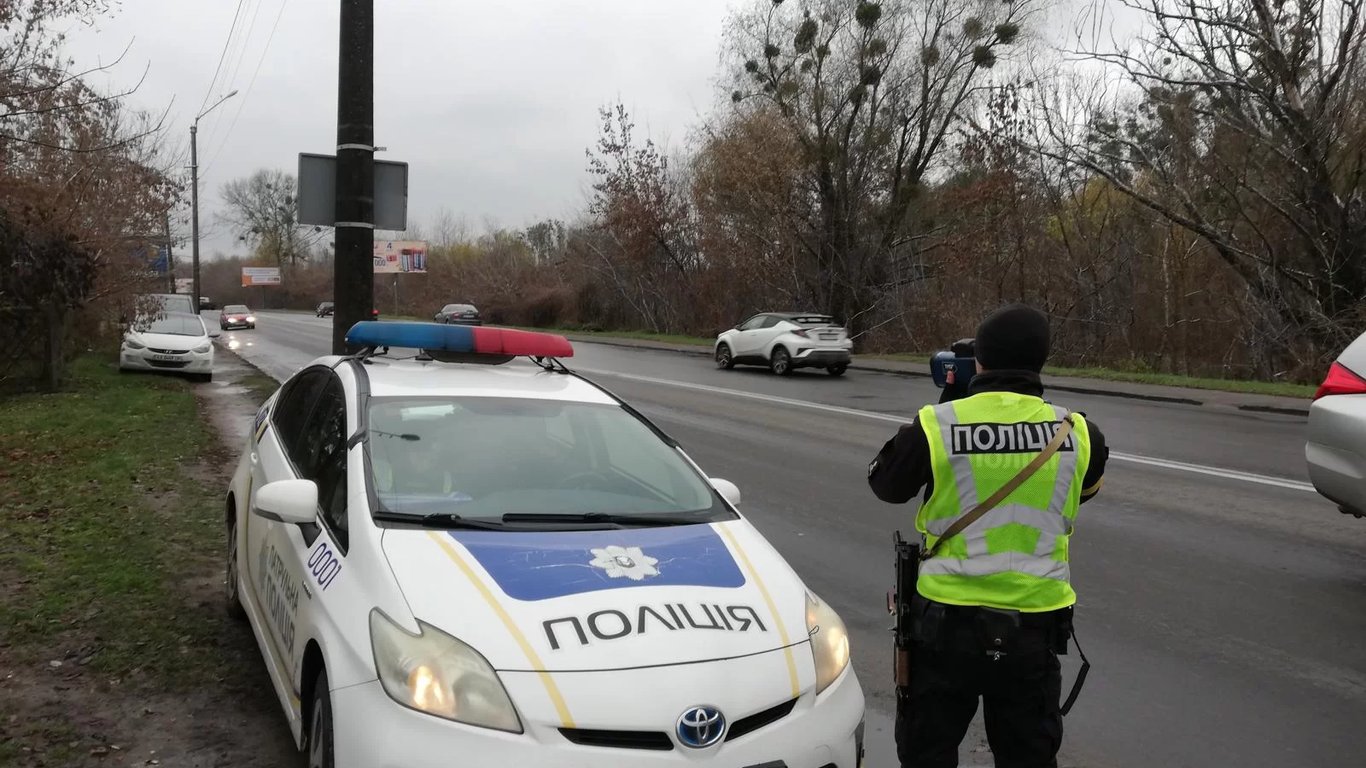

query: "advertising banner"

left=373, top=240, right=428, bottom=273
left=242, top=267, right=282, bottom=287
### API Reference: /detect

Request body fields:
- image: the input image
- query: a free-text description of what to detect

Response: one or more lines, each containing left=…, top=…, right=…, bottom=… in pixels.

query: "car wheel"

left=307, top=668, right=335, bottom=768
left=248, top=324, right=255, bottom=329
left=770, top=347, right=793, bottom=376
left=827, top=364, right=848, bottom=377
left=715, top=343, right=735, bottom=370
left=225, top=517, right=246, bottom=621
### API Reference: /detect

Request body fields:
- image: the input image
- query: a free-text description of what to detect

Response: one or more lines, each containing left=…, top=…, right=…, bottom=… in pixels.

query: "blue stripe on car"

left=449, top=525, right=745, bottom=601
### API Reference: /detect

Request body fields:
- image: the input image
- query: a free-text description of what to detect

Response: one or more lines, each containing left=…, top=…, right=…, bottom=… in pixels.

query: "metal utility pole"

left=333, top=0, right=375, bottom=354
left=164, top=213, right=175, bottom=293
left=190, top=90, right=238, bottom=314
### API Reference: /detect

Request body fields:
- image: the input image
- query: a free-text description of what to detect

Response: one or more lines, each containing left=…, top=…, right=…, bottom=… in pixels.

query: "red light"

left=471, top=327, right=574, bottom=358
left=1314, top=362, right=1366, bottom=399
left=792, top=329, right=809, bottom=338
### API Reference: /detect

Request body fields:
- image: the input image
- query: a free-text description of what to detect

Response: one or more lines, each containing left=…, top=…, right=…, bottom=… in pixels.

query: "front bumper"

left=222, top=320, right=254, bottom=329
left=120, top=347, right=213, bottom=374
left=332, top=658, right=864, bottom=768
left=791, top=349, right=851, bottom=369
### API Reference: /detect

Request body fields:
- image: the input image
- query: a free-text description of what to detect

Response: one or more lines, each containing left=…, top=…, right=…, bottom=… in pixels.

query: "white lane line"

left=577, top=367, right=1317, bottom=494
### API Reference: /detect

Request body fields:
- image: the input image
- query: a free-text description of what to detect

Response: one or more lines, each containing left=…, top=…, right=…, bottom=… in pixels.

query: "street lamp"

left=190, top=89, right=238, bottom=314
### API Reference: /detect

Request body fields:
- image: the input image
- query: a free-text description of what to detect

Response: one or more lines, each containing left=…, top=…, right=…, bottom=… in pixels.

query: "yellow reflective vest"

left=915, top=391, right=1093, bottom=612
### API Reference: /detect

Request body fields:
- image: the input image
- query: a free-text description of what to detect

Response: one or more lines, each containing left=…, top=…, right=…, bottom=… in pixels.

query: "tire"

left=306, top=667, right=335, bottom=768
left=715, top=343, right=735, bottom=370
left=225, top=517, right=247, bottom=621
left=827, top=364, right=848, bottom=377
left=220, top=323, right=228, bottom=331
left=769, top=347, right=793, bottom=376
left=248, top=324, right=255, bottom=330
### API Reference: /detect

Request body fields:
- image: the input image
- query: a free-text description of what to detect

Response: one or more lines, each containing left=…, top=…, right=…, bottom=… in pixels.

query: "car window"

left=794, top=315, right=835, bottom=326
left=759, top=315, right=784, bottom=329
left=273, top=369, right=330, bottom=458
left=224, top=305, right=249, bottom=313
left=441, top=304, right=457, bottom=313
left=135, top=314, right=205, bottom=336
left=294, top=376, right=349, bottom=550
left=366, top=397, right=728, bottom=522
left=738, top=314, right=767, bottom=331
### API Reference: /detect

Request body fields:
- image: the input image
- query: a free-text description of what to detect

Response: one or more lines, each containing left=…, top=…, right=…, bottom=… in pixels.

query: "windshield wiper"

left=373, top=511, right=504, bottom=530
left=500, top=512, right=703, bottom=527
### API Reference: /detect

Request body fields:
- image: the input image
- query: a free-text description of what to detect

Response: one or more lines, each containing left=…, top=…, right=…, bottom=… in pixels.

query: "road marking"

left=577, top=368, right=1317, bottom=494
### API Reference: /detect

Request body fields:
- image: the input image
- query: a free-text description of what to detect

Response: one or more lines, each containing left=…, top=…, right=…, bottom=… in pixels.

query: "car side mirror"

left=208, top=328, right=222, bottom=338
left=710, top=478, right=741, bottom=507
left=253, top=479, right=318, bottom=525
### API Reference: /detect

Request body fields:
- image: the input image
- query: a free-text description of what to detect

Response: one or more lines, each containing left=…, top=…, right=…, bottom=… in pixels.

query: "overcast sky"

left=65, top=1, right=1140, bottom=260
left=67, top=0, right=737, bottom=257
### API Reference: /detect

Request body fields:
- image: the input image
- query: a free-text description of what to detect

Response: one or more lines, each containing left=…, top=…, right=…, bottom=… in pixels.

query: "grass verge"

left=0, top=356, right=238, bottom=689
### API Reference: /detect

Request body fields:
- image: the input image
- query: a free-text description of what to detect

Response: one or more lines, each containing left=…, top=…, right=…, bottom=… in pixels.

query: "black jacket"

left=868, top=371, right=1108, bottom=504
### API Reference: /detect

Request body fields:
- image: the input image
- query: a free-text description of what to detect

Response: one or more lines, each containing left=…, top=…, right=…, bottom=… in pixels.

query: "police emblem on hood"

left=589, top=545, right=660, bottom=581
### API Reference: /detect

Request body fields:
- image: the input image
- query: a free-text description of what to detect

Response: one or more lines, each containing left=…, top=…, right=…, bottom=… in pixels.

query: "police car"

left=225, top=322, right=865, bottom=768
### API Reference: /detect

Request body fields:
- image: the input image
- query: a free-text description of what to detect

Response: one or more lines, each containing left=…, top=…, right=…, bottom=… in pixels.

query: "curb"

left=561, top=334, right=1311, bottom=417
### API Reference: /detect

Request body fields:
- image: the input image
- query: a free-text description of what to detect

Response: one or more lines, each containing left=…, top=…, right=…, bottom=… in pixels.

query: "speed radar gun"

left=930, top=337, right=977, bottom=403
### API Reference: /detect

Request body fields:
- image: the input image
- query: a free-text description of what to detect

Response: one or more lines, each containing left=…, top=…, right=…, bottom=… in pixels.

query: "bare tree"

left=1052, top=0, right=1366, bottom=363
left=728, top=0, right=1037, bottom=330
left=219, top=169, right=324, bottom=268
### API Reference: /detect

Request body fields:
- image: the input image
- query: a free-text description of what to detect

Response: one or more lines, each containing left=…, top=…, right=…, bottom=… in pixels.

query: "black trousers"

left=895, top=608, right=1064, bottom=768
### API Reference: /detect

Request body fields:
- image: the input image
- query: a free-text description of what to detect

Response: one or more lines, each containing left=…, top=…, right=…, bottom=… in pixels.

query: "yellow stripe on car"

left=718, top=524, right=802, bottom=699
left=427, top=531, right=575, bottom=727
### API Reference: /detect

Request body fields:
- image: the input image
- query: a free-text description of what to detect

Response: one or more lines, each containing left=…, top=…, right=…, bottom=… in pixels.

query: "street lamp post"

left=190, top=90, right=238, bottom=314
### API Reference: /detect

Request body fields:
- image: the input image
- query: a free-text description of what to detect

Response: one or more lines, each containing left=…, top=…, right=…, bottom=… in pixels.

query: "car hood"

left=128, top=332, right=205, bottom=351
left=380, top=520, right=809, bottom=672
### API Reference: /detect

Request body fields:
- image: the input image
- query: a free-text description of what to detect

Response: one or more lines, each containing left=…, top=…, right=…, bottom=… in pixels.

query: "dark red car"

left=219, top=304, right=256, bottom=330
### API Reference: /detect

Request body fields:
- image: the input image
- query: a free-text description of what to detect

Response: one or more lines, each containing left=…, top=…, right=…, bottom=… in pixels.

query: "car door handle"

left=250, top=452, right=259, bottom=465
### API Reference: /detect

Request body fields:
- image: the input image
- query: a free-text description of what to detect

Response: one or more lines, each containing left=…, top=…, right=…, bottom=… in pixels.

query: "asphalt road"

left=221, top=312, right=1366, bottom=768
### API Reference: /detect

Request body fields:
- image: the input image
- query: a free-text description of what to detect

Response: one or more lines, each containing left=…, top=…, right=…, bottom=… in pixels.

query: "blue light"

left=346, top=321, right=475, bottom=352
left=343, top=321, right=574, bottom=358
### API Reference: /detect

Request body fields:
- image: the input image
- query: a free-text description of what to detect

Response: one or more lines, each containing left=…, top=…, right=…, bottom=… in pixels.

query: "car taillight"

left=792, top=329, right=810, bottom=338
left=1314, top=361, right=1366, bottom=399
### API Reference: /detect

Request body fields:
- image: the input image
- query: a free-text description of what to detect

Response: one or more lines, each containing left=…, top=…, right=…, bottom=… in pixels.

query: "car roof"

left=327, top=356, right=618, bottom=404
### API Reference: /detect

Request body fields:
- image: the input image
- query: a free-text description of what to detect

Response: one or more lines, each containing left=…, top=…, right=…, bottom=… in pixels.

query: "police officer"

left=868, top=304, right=1109, bottom=768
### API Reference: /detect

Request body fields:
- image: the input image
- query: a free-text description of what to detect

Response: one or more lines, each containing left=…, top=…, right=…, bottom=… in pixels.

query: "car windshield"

left=225, top=305, right=249, bottom=313
left=367, top=396, right=728, bottom=524
left=446, top=304, right=475, bottom=313
left=136, top=314, right=205, bottom=337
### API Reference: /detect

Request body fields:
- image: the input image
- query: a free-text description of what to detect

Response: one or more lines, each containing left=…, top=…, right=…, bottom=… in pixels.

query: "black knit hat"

left=974, top=303, right=1050, bottom=373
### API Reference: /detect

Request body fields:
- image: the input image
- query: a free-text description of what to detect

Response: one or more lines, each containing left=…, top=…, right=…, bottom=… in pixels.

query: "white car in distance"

left=225, top=321, right=866, bottom=768
left=119, top=311, right=218, bottom=382
left=715, top=313, right=853, bottom=377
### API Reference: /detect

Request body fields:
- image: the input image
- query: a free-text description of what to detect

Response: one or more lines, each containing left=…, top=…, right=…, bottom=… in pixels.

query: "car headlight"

left=807, top=591, right=850, bottom=694
left=193, top=343, right=212, bottom=354
left=246, top=316, right=255, bottom=322
left=369, top=609, right=522, bottom=732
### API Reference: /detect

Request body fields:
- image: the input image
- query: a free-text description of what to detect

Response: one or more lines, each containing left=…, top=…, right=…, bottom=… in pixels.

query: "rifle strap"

left=921, top=415, right=1075, bottom=562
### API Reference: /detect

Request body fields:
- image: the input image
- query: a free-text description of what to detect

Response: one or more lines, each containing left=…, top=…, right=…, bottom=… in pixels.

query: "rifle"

left=889, top=530, right=919, bottom=692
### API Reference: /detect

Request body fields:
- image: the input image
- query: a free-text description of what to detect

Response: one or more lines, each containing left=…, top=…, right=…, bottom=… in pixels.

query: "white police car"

left=224, top=322, right=865, bottom=768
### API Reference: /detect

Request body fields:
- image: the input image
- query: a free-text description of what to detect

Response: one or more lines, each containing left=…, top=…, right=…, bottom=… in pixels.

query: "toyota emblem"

left=676, top=705, right=726, bottom=749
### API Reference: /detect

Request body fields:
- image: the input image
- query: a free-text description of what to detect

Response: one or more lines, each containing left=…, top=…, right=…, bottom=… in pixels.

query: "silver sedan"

left=1306, top=333, right=1366, bottom=517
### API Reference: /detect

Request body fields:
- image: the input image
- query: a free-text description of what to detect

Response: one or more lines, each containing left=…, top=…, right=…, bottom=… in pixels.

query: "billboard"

left=373, top=240, right=428, bottom=273
left=242, top=267, right=282, bottom=286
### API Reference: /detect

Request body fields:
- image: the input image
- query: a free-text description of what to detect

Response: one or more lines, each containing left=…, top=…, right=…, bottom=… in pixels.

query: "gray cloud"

left=67, top=0, right=733, bottom=256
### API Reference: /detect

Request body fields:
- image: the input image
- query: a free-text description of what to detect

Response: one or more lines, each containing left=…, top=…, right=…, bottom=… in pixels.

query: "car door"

left=731, top=314, right=770, bottom=356
left=267, top=372, right=352, bottom=685
left=246, top=367, right=329, bottom=682
left=754, top=316, right=792, bottom=358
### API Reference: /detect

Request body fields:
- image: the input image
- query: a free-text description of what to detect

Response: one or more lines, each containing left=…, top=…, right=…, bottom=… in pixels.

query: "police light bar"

left=345, top=321, right=574, bottom=358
